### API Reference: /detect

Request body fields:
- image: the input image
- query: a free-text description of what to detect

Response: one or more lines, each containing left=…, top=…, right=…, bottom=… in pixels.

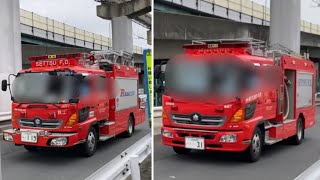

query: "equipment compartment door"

left=115, top=78, right=138, bottom=111
left=296, top=73, right=313, bottom=108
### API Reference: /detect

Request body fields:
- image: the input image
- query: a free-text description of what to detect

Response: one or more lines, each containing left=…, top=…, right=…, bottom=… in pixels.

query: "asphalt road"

left=154, top=107, right=320, bottom=180
left=1, top=121, right=151, bottom=180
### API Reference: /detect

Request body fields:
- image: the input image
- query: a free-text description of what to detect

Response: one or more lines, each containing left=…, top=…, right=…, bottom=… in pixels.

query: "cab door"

left=95, top=76, right=109, bottom=121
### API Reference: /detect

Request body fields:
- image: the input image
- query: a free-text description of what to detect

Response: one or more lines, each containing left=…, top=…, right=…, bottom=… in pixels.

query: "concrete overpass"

left=95, top=0, right=151, bottom=29
left=154, top=0, right=320, bottom=60
left=20, top=9, right=146, bottom=68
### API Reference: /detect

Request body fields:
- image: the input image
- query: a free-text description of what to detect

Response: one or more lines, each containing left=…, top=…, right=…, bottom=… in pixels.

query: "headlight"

left=3, top=133, right=13, bottom=141
left=162, top=129, right=173, bottom=138
left=50, top=137, right=68, bottom=146
left=220, top=134, right=237, bottom=143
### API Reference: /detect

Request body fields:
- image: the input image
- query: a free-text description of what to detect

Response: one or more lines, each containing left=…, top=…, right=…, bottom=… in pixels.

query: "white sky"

left=20, top=0, right=149, bottom=48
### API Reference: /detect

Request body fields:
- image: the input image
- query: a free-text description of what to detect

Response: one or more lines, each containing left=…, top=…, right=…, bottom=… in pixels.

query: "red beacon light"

left=183, top=39, right=262, bottom=55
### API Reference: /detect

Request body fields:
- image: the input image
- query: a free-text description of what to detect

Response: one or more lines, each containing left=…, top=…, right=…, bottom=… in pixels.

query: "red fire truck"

left=1, top=50, right=145, bottom=157
left=161, top=39, right=316, bottom=162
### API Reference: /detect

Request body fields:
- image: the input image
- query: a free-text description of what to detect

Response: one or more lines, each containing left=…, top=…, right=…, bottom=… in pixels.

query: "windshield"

left=12, top=72, right=80, bottom=104
left=165, top=56, right=258, bottom=103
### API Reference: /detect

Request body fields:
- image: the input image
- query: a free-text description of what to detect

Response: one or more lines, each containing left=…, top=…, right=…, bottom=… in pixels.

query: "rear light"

left=66, top=113, right=78, bottom=126
left=230, top=108, right=244, bottom=123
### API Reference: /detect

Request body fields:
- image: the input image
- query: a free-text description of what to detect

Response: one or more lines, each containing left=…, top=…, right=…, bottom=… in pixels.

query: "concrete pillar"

left=270, top=0, right=301, bottom=53
left=111, top=16, right=133, bottom=53
left=147, top=29, right=151, bottom=45
left=0, top=0, right=22, bottom=121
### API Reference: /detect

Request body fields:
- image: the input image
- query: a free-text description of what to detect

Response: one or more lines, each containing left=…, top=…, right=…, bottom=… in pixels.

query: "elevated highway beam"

left=154, top=11, right=320, bottom=59
left=96, top=0, right=151, bottom=52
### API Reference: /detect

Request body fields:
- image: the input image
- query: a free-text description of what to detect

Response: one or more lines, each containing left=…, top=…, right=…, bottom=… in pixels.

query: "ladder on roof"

left=191, top=38, right=304, bottom=59
left=90, top=50, right=135, bottom=67
left=192, top=38, right=266, bottom=47
left=191, top=38, right=268, bottom=57
left=266, top=44, right=303, bottom=59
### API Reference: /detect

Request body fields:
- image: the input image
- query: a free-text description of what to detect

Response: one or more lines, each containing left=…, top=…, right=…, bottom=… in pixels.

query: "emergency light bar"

left=184, top=38, right=266, bottom=49
left=28, top=53, right=91, bottom=61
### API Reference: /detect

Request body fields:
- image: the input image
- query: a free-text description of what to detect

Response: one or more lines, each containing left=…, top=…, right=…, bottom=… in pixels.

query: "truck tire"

left=81, top=127, right=97, bottom=157
left=173, top=147, right=191, bottom=154
left=244, top=128, right=263, bottom=162
left=24, top=145, right=39, bottom=152
left=288, top=118, right=304, bottom=145
left=123, top=116, right=134, bottom=138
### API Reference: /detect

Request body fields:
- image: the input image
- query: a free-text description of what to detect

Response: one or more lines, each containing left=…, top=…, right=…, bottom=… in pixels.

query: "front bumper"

left=161, top=126, right=250, bottom=152
left=3, top=129, right=82, bottom=147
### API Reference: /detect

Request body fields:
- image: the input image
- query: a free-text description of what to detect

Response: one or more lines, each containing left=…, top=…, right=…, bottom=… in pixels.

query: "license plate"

left=185, top=137, right=205, bottom=150
left=21, top=131, right=38, bottom=143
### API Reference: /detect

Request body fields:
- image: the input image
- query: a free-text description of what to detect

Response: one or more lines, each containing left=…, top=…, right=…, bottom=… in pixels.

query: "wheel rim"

left=128, top=119, right=133, bottom=134
left=297, top=121, right=302, bottom=140
left=252, top=133, right=261, bottom=154
left=87, top=131, right=96, bottom=151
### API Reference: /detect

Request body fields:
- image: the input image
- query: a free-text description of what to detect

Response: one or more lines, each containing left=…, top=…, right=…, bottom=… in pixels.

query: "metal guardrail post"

left=130, top=155, right=141, bottom=180
left=85, top=133, right=151, bottom=180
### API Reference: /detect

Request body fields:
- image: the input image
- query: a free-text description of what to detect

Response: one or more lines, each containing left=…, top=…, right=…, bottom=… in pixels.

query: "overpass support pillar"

left=112, top=16, right=133, bottom=53
left=147, top=29, right=151, bottom=45
left=270, top=0, right=301, bottom=53
left=0, top=0, right=22, bottom=121
left=97, top=0, right=151, bottom=53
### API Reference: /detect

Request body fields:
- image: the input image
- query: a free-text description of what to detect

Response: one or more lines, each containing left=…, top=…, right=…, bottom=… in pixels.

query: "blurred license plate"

left=185, top=137, right=204, bottom=150
left=21, top=131, right=38, bottom=143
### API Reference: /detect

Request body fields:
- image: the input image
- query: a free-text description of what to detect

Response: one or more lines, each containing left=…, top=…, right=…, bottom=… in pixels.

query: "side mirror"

left=1, top=80, right=7, bottom=91
left=69, top=98, right=79, bottom=103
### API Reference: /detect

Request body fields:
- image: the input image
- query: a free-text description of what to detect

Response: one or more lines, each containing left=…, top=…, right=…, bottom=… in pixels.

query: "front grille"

left=18, top=118, right=62, bottom=129
left=171, top=114, right=226, bottom=126
left=177, top=132, right=215, bottom=139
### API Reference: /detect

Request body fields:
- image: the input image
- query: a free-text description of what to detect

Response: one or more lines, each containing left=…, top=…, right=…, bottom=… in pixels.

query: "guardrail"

left=85, top=133, right=151, bottom=180
left=20, top=9, right=144, bottom=54
left=295, top=160, right=320, bottom=180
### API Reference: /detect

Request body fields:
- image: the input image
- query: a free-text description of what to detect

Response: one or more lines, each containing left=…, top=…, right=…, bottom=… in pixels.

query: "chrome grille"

left=18, top=118, right=62, bottom=129
left=171, top=114, right=226, bottom=126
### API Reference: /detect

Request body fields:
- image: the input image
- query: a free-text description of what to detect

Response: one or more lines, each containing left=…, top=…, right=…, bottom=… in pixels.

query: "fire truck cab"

left=161, top=39, right=316, bottom=162
left=1, top=51, right=145, bottom=157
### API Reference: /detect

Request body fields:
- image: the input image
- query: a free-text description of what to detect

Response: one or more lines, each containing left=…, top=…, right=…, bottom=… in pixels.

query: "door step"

left=265, top=137, right=282, bottom=145
left=265, top=121, right=282, bottom=130
left=99, top=135, right=113, bottom=141
left=283, top=119, right=295, bottom=124
left=104, top=121, right=115, bottom=126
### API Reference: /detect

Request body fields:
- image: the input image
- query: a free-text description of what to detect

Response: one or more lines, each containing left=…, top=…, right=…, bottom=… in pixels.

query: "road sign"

left=143, top=49, right=152, bottom=125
